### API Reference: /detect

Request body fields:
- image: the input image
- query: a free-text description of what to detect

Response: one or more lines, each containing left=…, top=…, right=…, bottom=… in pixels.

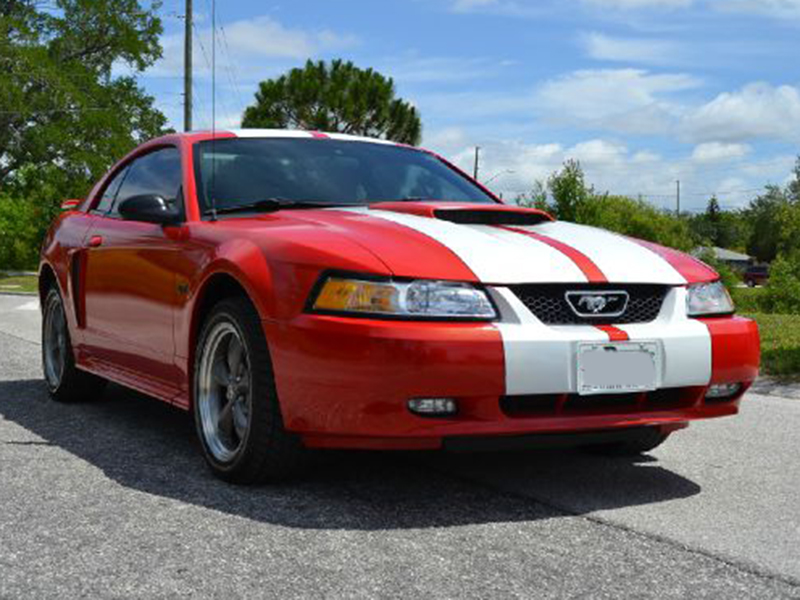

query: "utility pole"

left=183, top=0, right=193, bottom=132
left=676, top=179, right=681, bottom=216
left=473, top=146, right=481, bottom=181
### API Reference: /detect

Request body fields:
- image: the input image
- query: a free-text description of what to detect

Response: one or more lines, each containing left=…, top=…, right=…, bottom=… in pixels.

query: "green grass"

left=0, top=274, right=38, bottom=294
left=745, top=312, right=800, bottom=378
left=731, top=286, right=765, bottom=313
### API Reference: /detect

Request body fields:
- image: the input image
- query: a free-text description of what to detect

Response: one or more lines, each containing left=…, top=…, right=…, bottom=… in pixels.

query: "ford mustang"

left=39, top=130, right=761, bottom=483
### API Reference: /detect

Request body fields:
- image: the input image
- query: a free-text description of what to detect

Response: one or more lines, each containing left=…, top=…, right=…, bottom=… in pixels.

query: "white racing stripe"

left=339, top=206, right=710, bottom=394
left=228, top=129, right=395, bottom=145
left=615, top=287, right=712, bottom=387
left=492, top=286, right=712, bottom=394
left=532, top=221, right=687, bottom=284
left=346, top=207, right=589, bottom=283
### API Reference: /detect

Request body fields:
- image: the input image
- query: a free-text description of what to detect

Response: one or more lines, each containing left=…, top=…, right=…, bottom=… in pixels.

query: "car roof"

left=170, top=128, right=400, bottom=147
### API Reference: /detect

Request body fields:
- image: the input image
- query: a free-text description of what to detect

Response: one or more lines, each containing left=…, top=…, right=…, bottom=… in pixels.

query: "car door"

left=81, top=146, right=185, bottom=390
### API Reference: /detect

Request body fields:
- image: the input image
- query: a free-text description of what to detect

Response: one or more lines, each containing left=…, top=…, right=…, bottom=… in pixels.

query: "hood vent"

left=433, top=208, right=551, bottom=226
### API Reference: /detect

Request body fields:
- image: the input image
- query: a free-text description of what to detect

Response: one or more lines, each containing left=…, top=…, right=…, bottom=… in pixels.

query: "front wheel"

left=193, top=297, right=306, bottom=483
left=42, top=287, right=106, bottom=402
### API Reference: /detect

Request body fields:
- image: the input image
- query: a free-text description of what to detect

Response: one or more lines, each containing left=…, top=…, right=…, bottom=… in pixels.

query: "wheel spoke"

left=217, top=400, right=235, bottom=439
left=211, top=358, right=230, bottom=388
left=227, top=336, right=243, bottom=377
left=232, top=398, right=248, bottom=439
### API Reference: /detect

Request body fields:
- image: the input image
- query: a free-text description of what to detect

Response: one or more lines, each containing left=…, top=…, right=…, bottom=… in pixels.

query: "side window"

left=92, top=166, right=129, bottom=214
left=111, top=147, right=183, bottom=218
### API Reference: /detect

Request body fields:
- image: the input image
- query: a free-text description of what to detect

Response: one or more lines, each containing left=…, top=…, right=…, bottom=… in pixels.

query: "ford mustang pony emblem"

left=565, top=291, right=630, bottom=318
left=579, top=295, right=608, bottom=313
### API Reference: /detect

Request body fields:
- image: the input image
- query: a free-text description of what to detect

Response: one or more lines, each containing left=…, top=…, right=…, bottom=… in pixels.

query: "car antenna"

left=209, top=0, right=218, bottom=222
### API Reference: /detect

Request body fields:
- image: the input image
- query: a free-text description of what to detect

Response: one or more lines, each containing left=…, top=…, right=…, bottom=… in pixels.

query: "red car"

left=744, top=265, right=769, bottom=287
left=40, top=130, right=760, bottom=483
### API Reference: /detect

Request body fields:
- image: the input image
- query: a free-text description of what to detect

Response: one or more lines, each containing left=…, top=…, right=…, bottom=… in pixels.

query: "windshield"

left=193, top=138, right=496, bottom=214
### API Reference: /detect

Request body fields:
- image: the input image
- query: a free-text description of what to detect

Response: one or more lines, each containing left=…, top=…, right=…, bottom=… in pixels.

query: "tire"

left=582, top=427, right=671, bottom=456
left=41, top=287, right=107, bottom=402
left=193, top=297, right=307, bottom=483
left=747, top=280, right=755, bottom=288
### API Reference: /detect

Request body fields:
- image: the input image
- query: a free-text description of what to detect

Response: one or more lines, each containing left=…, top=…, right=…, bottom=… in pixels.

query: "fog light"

left=408, top=398, right=457, bottom=416
left=705, top=383, right=742, bottom=399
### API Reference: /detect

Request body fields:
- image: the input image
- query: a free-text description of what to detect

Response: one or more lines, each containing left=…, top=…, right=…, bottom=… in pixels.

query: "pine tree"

left=242, top=60, right=422, bottom=145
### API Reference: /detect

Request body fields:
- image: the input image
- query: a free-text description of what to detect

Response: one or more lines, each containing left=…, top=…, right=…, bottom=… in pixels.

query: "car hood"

left=292, top=202, right=717, bottom=285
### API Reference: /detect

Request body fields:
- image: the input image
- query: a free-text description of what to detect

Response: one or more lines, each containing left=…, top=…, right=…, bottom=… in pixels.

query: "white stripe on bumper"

left=490, top=286, right=712, bottom=395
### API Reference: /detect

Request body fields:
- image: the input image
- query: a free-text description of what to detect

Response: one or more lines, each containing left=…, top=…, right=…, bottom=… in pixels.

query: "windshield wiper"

left=207, top=199, right=340, bottom=215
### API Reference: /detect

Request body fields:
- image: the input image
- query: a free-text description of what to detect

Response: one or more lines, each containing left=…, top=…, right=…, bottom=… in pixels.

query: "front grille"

left=510, top=284, right=670, bottom=325
left=500, top=387, right=704, bottom=418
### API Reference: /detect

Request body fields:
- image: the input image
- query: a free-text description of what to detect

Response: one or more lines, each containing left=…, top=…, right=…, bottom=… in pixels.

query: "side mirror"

left=61, top=199, right=82, bottom=211
left=117, top=194, right=181, bottom=226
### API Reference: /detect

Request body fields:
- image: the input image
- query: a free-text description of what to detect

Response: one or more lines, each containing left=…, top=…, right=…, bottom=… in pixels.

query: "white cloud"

left=712, top=0, right=800, bottom=18
left=451, top=0, right=499, bottom=9
left=682, top=82, right=800, bottom=143
left=691, top=142, right=751, bottom=162
left=535, top=68, right=701, bottom=133
left=581, top=0, right=694, bottom=8
left=581, top=32, right=684, bottom=65
left=149, top=16, right=358, bottom=78
left=380, top=56, right=505, bottom=85
left=423, top=130, right=793, bottom=210
left=448, top=0, right=544, bottom=16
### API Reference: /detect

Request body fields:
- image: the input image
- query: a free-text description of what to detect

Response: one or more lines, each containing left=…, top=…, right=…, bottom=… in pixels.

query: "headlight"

left=686, top=281, right=734, bottom=317
left=311, top=276, right=497, bottom=319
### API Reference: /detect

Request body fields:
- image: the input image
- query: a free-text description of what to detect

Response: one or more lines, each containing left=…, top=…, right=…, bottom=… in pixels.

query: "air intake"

left=433, top=209, right=550, bottom=226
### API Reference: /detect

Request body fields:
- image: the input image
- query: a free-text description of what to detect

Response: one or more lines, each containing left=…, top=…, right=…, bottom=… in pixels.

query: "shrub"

left=695, top=249, right=741, bottom=291
left=0, top=197, right=45, bottom=271
left=760, top=250, right=800, bottom=314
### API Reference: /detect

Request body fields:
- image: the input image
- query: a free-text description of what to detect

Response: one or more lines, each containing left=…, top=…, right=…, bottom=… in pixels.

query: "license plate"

left=577, top=342, right=659, bottom=396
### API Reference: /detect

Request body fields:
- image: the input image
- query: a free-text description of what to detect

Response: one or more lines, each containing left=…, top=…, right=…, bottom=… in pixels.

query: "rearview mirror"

left=117, top=194, right=181, bottom=226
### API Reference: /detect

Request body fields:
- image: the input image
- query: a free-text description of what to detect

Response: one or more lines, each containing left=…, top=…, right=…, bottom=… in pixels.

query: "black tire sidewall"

left=193, top=299, right=276, bottom=478
left=42, top=287, right=71, bottom=396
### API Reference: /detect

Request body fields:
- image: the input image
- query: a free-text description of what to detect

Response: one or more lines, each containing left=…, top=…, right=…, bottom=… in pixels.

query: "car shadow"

left=0, top=379, right=701, bottom=530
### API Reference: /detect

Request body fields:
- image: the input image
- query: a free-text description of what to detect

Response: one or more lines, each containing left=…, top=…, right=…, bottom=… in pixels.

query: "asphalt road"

left=0, top=294, right=798, bottom=598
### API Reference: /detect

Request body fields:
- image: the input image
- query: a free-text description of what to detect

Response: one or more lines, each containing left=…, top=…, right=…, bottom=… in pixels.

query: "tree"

left=517, top=161, right=695, bottom=251
left=546, top=159, right=593, bottom=222
left=746, top=185, right=788, bottom=263
left=515, top=180, right=548, bottom=211
left=787, top=156, right=800, bottom=203
left=0, top=0, right=169, bottom=196
left=241, top=60, right=422, bottom=145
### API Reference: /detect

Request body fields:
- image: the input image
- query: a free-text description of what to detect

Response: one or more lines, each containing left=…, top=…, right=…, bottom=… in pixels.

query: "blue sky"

left=138, top=0, right=800, bottom=211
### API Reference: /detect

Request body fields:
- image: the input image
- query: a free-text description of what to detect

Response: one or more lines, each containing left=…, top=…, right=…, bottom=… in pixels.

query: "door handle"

left=87, top=235, right=103, bottom=248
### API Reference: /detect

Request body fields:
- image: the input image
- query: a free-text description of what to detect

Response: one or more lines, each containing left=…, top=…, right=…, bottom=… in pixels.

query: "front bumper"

left=265, top=286, right=760, bottom=450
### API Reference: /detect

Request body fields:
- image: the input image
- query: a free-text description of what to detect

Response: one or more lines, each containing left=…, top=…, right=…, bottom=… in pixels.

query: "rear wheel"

left=42, top=287, right=106, bottom=402
left=582, top=427, right=671, bottom=456
left=193, top=297, right=306, bottom=483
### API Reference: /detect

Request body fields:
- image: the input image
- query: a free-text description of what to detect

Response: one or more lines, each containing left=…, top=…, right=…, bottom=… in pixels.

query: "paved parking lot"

left=0, top=294, right=798, bottom=598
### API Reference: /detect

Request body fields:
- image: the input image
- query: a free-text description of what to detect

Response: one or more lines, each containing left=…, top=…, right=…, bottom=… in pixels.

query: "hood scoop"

left=433, top=208, right=550, bottom=226
left=369, top=201, right=553, bottom=226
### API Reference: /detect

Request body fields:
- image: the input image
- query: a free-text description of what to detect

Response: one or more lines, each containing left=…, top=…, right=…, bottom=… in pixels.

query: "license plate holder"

left=577, top=341, right=660, bottom=396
